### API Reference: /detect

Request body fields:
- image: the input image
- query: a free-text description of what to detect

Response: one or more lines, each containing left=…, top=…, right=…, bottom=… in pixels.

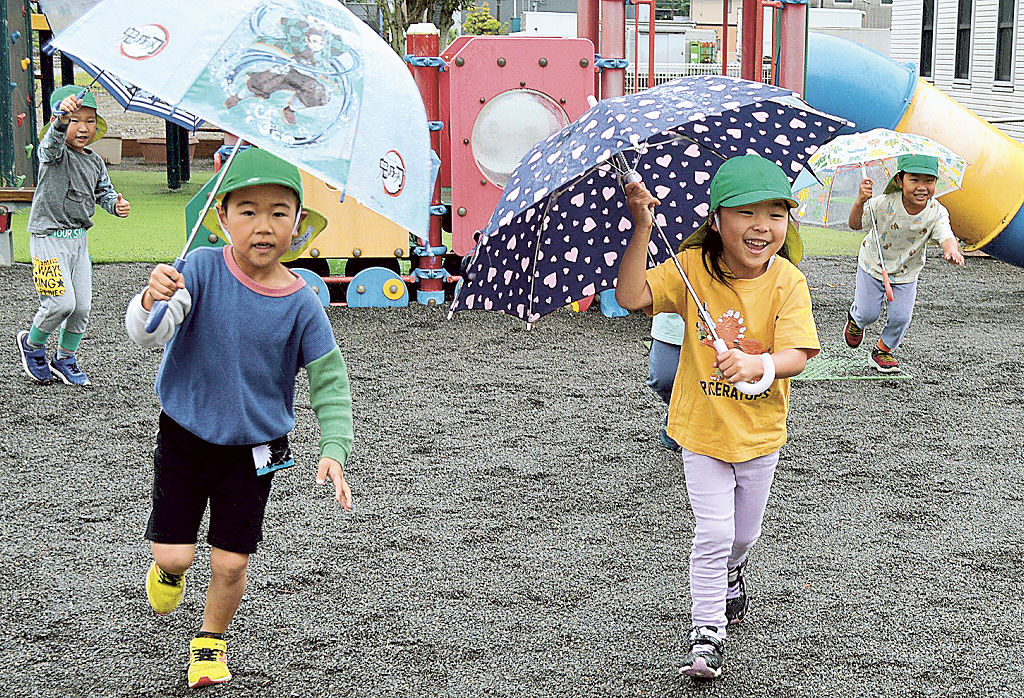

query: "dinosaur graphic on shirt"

left=695, top=308, right=766, bottom=382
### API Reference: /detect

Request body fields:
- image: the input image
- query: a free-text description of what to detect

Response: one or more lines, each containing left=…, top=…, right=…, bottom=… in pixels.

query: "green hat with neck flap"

left=39, top=85, right=108, bottom=145
left=203, top=148, right=328, bottom=263
left=883, top=153, right=940, bottom=195
left=681, top=154, right=804, bottom=265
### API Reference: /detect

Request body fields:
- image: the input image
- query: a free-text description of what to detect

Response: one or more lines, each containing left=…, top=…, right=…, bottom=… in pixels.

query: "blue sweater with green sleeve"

left=125, top=246, right=352, bottom=464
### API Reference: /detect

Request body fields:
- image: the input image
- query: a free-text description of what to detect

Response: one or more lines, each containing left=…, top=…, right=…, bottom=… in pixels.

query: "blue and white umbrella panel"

left=67, top=53, right=206, bottom=130
left=451, top=76, right=849, bottom=324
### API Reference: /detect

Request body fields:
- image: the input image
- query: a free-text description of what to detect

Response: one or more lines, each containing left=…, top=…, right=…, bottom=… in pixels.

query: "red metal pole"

left=600, top=0, right=626, bottom=98
left=633, top=2, right=640, bottom=93
left=407, top=26, right=445, bottom=305
left=578, top=0, right=601, bottom=96
left=647, top=0, right=656, bottom=86
left=630, top=0, right=657, bottom=93
left=721, top=0, right=729, bottom=75
left=741, top=0, right=758, bottom=80
left=777, top=0, right=807, bottom=95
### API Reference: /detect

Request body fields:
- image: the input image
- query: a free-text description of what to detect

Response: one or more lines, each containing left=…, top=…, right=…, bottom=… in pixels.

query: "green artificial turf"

left=798, top=224, right=863, bottom=257
left=9, top=168, right=215, bottom=264
left=7, top=169, right=865, bottom=264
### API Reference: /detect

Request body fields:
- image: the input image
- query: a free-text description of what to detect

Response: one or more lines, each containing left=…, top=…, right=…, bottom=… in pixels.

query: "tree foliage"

left=369, top=0, right=468, bottom=53
left=461, top=3, right=504, bottom=36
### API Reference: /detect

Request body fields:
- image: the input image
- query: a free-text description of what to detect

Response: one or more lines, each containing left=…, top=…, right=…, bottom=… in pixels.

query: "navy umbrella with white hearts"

left=449, top=75, right=849, bottom=326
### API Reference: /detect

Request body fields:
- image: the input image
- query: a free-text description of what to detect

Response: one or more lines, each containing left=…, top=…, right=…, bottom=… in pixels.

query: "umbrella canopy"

left=38, top=0, right=204, bottom=130
left=51, top=0, right=432, bottom=240
left=794, top=128, right=968, bottom=227
left=69, top=55, right=206, bottom=130
left=450, top=76, right=849, bottom=325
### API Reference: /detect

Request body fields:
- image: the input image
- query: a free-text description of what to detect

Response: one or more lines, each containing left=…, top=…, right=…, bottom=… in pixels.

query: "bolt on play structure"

left=2, top=0, right=1023, bottom=285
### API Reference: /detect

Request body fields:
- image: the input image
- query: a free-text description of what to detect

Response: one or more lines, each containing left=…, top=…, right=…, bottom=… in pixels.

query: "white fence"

left=624, top=64, right=775, bottom=92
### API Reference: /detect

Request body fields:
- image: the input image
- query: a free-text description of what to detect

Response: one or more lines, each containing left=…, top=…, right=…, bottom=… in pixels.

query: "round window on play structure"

left=471, top=88, right=570, bottom=188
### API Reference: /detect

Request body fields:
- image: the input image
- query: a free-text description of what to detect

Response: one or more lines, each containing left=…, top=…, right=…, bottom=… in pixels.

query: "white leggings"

left=682, top=448, right=779, bottom=634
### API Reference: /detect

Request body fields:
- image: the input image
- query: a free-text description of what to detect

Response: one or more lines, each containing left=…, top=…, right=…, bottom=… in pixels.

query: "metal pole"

left=740, top=0, right=757, bottom=80
left=39, top=29, right=54, bottom=123
left=59, top=50, right=74, bottom=86
left=599, top=0, right=625, bottom=98
left=776, top=0, right=808, bottom=95
left=0, top=3, right=14, bottom=186
left=408, top=24, right=445, bottom=306
left=721, top=0, right=728, bottom=75
left=178, top=125, right=191, bottom=184
left=165, top=120, right=181, bottom=190
left=647, top=0, right=655, bottom=84
left=577, top=0, right=601, bottom=96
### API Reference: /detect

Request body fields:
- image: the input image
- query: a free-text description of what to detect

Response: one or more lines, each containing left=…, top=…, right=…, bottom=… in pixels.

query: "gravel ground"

left=1, top=253, right=1023, bottom=697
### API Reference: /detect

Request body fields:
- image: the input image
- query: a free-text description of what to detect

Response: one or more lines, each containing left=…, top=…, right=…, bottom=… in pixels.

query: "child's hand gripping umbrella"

left=860, top=164, right=896, bottom=303
left=613, top=151, right=775, bottom=397
left=144, top=139, right=244, bottom=332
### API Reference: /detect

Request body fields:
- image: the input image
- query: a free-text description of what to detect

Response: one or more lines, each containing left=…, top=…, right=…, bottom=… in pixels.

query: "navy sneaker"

left=659, top=416, right=681, bottom=452
left=50, top=353, right=91, bottom=386
left=725, top=561, right=748, bottom=626
left=17, top=331, right=52, bottom=383
left=679, top=625, right=725, bottom=679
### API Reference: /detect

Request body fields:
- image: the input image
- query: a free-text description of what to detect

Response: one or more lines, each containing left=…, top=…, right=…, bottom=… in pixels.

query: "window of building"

left=920, top=0, right=936, bottom=78
left=954, top=0, right=973, bottom=80
left=880, top=0, right=893, bottom=5
left=995, top=0, right=1016, bottom=82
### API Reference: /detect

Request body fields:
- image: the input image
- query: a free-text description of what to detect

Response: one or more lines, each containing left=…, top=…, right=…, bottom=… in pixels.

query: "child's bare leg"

left=151, top=542, right=195, bottom=575
left=201, top=548, right=249, bottom=634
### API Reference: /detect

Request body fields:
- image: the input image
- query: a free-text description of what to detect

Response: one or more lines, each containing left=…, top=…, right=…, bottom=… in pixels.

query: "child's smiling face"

left=217, top=183, right=305, bottom=279
left=713, top=199, right=791, bottom=279
left=898, top=172, right=937, bottom=212
left=64, top=106, right=98, bottom=152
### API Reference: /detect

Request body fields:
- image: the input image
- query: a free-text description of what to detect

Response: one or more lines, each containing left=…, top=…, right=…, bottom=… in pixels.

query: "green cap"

left=40, top=85, right=107, bottom=144
left=709, top=153, right=799, bottom=211
left=884, top=154, right=940, bottom=194
left=896, top=153, right=939, bottom=177
left=683, top=154, right=804, bottom=264
left=202, top=148, right=328, bottom=263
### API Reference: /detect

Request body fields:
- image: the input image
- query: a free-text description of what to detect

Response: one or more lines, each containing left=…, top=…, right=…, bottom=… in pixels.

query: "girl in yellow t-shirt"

left=616, top=154, right=820, bottom=680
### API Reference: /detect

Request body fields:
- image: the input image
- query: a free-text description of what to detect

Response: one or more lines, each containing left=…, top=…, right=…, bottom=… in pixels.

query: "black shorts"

left=145, top=412, right=283, bottom=555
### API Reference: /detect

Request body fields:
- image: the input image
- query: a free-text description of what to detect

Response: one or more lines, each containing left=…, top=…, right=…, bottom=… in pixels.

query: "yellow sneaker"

left=145, top=562, right=185, bottom=615
left=188, top=636, right=231, bottom=688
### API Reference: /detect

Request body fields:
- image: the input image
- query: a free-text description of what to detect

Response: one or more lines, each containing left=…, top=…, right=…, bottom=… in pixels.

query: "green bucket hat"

left=681, top=154, right=804, bottom=264
left=39, top=85, right=107, bottom=144
left=883, top=153, right=940, bottom=195
left=201, top=148, right=328, bottom=263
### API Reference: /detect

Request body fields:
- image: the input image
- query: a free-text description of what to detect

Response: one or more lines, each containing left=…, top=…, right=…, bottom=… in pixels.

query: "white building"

left=891, top=0, right=1024, bottom=140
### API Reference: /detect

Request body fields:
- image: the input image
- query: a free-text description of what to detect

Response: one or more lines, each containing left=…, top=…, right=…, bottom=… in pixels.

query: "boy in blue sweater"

left=125, top=148, right=352, bottom=688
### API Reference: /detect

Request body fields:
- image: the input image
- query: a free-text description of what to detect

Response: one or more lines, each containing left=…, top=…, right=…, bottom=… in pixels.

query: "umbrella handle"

left=144, top=139, right=244, bottom=333
left=145, top=257, right=187, bottom=333
left=714, top=338, right=776, bottom=396
left=860, top=165, right=895, bottom=303
left=881, top=268, right=895, bottom=303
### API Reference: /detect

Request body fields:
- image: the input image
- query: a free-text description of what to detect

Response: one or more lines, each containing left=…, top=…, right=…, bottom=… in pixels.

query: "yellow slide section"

left=895, top=79, right=1024, bottom=250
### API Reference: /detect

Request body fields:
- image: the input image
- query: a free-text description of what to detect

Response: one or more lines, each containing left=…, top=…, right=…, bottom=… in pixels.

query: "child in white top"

left=844, top=153, right=964, bottom=372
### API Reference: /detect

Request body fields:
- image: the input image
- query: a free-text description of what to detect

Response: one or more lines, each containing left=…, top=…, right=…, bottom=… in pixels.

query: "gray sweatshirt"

left=26, top=120, right=119, bottom=235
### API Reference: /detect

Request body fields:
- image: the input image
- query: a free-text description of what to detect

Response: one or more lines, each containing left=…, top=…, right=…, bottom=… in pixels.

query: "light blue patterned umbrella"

left=38, top=0, right=204, bottom=129
left=450, top=76, right=848, bottom=325
left=50, top=0, right=432, bottom=239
